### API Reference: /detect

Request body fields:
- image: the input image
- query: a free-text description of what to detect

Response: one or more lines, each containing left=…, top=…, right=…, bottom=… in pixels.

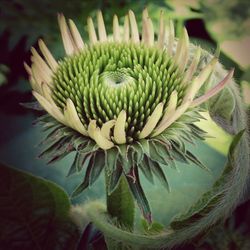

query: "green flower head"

left=25, top=9, right=233, bottom=221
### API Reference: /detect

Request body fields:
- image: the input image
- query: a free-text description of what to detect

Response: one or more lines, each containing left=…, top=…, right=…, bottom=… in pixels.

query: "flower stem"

left=105, top=167, right=135, bottom=248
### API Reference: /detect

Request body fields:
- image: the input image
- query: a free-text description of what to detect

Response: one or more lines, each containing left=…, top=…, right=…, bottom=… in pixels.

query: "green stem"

left=105, top=169, right=135, bottom=249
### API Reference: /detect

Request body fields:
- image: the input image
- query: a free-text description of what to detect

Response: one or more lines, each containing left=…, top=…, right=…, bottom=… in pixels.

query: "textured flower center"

left=52, top=42, right=185, bottom=141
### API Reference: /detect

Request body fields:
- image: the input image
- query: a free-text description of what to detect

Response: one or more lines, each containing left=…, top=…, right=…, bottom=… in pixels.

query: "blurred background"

left=0, top=0, right=249, bottom=249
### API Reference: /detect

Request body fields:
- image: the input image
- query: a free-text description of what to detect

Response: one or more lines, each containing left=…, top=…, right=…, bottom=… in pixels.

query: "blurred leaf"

left=201, top=0, right=250, bottom=42
left=0, top=163, right=79, bottom=250
left=0, top=64, right=9, bottom=86
left=201, top=0, right=250, bottom=69
left=164, top=0, right=202, bottom=20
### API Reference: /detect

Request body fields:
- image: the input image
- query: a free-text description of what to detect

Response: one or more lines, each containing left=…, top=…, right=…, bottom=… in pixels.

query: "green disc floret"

left=52, top=42, right=185, bottom=141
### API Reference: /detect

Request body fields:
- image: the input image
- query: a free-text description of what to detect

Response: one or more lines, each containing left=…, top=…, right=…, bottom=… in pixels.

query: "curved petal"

left=69, top=19, right=85, bottom=50
left=183, top=57, right=218, bottom=103
left=97, top=11, right=107, bottom=42
left=101, top=120, right=116, bottom=139
left=183, top=47, right=201, bottom=83
left=128, top=10, right=139, bottom=44
left=58, top=13, right=76, bottom=55
left=123, top=15, right=130, bottom=42
left=153, top=91, right=178, bottom=136
left=142, top=8, right=154, bottom=46
left=93, top=127, right=114, bottom=150
left=38, top=39, right=58, bottom=71
left=33, top=91, right=65, bottom=124
left=87, top=17, right=98, bottom=44
left=113, top=15, right=121, bottom=42
left=64, top=99, right=88, bottom=136
left=139, top=102, right=164, bottom=139
left=157, top=10, right=165, bottom=49
left=192, top=69, right=234, bottom=107
left=114, top=110, right=127, bottom=144
left=88, top=120, right=97, bottom=139
left=174, top=27, right=189, bottom=72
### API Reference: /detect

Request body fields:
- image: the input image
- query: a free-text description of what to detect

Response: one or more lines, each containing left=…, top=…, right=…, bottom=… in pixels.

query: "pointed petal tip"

left=191, top=68, right=234, bottom=107
left=139, top=102, right=164, bottom=139
left=114, top=110, right=127, bottom=144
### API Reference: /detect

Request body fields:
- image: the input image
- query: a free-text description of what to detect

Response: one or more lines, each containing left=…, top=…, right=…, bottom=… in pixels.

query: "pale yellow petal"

left=88, top=120, right=97, bottom=139
left=174, top=27, right=189, bottom=72
left=152, top=91, right=178, bottom=136
left=31, top=47, right=52, bottom=77
left=167, top=20, right=175, bottom=56
left=33, top=91, right=65, bottom=124
left=142, top=8, right=148, bottom=42
left=31, top=47, right=52, bottom=86
left=87, top=17, right=98, bottom=44
left=31, top=64, right=43, bottom=87
left=114, top=110, right=126, bottom=144
left=64, top=99, right=88, bottom=136
left=142, top=9, right=154, bottom=46
left=183, top=57, right=218, bottom=103
left=157, top=10, right=165, bottom=49
left=183, top=47, right=201, bottom=83
left=152, top=100, right=191, bottom=136
left=69, top=19, right=84, bottom=50
left=139, top=102, right=164, bottom=139
left=97, top=11, right=107, bottom=42
left=128, top=10, right=139, bottom=44
left=41, top=83, right=54, bottom=103
left=113, top=15, right=121, bottom=42
left=57, top=13, right=75, bottom=55
left=192, top=68, right=234, bottom=107
left=38, top=39, right=58, bottom=71
left=24, top=62, right=32, bottom=75
left=29, top=76, right=41, bottom=93
left=101, top=120, right=116, bottom=139
left=123, top=15, right=130, bottom=42
left=93, top=127, right=114, bottom=150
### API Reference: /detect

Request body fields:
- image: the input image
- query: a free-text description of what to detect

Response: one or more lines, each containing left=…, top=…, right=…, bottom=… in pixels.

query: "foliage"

left=0, top=64, right=9, bottom=86
left=0, top=162, right=80, bottom=250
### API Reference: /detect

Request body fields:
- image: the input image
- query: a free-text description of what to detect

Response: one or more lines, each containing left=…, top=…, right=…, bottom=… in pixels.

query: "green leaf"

left=185, top=150, right=209, bottom=171
left=147, top=157, right=170, bottom=192
left=89, top=151, right=105, bottom=185
left=139, top=139, right=150, bottom=156
left=151, top=141, right=171, bottom=165
left=39, top=136, right=74, bottom=163
left=105, top=147, right=119, bottom=175
left=148, top=141, right=167, bottom=165
left=107, top=165, right=123, bottom=195
left=126, top=168, right=152, bottom=223
left=133, top=143, right=144, bottom=165
left=0, top=163, right=79, bottom=249
left=170, top=141, right=189, bottom=164
left=71, top=153, right=95, bottom=197
left=106, top=175, right=135, bottom=229
left=139, top=156, right=154, bottom=184
left=78, top=140, right=98, bottom=154
left=67, top=152, right=88, bottom=177
left=118, top=145, right=131, bottom=174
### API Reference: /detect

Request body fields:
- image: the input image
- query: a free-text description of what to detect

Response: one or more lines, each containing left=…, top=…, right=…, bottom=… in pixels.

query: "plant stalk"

left=105, top=168, right=135, bottom=249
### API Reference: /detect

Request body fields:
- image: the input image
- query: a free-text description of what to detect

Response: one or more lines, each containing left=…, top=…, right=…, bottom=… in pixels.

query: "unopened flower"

left=25, top=9, right=233, bottom=221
